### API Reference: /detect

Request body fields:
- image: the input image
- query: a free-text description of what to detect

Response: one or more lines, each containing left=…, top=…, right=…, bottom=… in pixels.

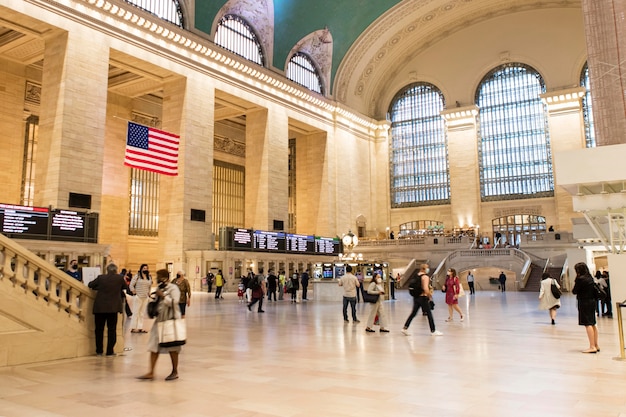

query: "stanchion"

left=613, top=302, right=626, bottom=361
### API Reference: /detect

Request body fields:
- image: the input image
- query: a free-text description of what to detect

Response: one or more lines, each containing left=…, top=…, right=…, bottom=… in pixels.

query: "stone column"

left=158, top=75, right=215, bottom=267
left=35, top=31, right=109, bottom=210
left=541, top=87, right=587, bottom=230
left=245, top=107, right=289, bottom=230
left=581, top=0, right=626, bottom=146
left=442, top=106, right=481, bottom=231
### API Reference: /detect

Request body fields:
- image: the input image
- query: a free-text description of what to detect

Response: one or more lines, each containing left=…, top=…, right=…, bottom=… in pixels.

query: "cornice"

left=23, top=0, right=386, bottom=138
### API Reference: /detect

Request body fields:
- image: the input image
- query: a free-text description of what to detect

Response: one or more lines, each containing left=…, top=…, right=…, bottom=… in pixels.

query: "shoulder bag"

left=157, top=306, right=187, bottom=348
left=550, top=279, right=561, bottom=299
left=363, top=282, right=380, bottom=303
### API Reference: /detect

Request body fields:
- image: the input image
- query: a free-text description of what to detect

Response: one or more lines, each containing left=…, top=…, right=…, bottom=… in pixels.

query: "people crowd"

left=85, top=258, right=609, bottom=384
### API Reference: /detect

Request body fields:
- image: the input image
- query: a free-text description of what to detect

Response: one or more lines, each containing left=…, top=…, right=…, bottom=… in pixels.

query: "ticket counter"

left=312, top=261, right=389, bottom=302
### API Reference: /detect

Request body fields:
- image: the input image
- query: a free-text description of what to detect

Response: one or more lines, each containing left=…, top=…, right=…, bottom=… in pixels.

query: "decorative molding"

left=131, top=111, right=160, bottom=128
left=442, top=105, right=479, bottom=131
left=540, top=87, right=586, bottom=115
left=214, top=135, right=245, bottom=157
left=24, top=81, right=41, bottom=105
left=493, top=206, right=543, bottom=218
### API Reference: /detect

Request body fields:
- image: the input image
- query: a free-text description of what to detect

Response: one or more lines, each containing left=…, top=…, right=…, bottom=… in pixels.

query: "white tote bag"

left=157, top=308, right=187, bottom=347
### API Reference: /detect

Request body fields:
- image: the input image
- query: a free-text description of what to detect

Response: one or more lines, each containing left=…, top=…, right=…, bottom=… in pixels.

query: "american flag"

left=124, top=122, right=180, bottom=176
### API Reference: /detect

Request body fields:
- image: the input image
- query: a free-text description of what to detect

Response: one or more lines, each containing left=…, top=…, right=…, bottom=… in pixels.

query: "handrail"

left=0, top=233, right=93, bottom=321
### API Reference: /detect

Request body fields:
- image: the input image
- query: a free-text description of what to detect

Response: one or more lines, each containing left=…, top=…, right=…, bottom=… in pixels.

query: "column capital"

left=441, top=105, right=479, bottom=131
left=540, top=87, right=586, bottom=115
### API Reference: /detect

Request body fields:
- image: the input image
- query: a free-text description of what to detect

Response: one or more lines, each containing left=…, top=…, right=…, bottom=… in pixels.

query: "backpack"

left=593, top=281, right=607, bottom=301
left=250, top=276, right=262, bottom=291
left=408, top=274, right=424, bottom=297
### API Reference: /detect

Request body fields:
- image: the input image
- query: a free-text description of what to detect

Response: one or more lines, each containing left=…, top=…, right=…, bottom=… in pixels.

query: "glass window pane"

left=476, top=64, right=554, bottom=202
left=388, top=82, right=450, bottom=208
left=124, top=0, right=184, bottom=27
left=287, top=52, right=323, bottom=94
left=580, top=62, right=596, bottom=148
left=215, top=15, right=264, bottom=66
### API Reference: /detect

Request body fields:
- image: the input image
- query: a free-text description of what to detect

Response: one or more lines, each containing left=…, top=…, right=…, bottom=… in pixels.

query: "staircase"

left=520, top=264, right=563, bottom=292
left=0, top=233, right=105, bottom=366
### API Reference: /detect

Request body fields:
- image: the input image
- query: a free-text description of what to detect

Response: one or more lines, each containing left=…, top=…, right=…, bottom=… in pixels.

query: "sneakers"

left=401, top=329, right=410, bottom=336
left=353, top=319, right=360, bottom=323
left=445, top=318, right=453, bottom=322
left=460, top=316, right=464, bottom=322
left=431, top=330, right=443, bottom=336
left=365, top=328, right=375, bottom=333
left=344, top=319, right=350, bottom=323
left=380, top=329, right=390, bottom=333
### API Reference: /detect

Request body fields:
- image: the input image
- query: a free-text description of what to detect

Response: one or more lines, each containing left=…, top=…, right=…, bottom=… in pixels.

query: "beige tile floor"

left=1, top=289, right=626, bottom=417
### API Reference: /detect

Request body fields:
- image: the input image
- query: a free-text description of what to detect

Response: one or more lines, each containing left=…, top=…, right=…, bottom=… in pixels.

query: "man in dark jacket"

left=88, top=263, right=126, bottom=356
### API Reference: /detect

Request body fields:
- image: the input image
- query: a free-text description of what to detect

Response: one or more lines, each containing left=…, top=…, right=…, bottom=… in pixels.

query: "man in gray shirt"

left=338, top=265, right=360, bottom=323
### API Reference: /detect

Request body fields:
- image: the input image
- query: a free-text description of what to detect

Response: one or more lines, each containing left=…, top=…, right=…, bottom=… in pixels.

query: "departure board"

left=0, top=204, right=49, bottom=238
left=253, top=230, right=285, bottom=251
left=220, top=227, right=341, bottom=256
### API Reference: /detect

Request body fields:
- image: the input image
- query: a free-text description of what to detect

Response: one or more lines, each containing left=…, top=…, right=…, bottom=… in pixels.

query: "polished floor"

left=1, top=289, right=626, bottom=417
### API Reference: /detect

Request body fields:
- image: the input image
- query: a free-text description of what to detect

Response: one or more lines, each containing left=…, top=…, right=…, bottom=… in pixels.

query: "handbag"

left=362, top=291, right=379, bottom=303
left=457, top=279, right=465, bottom=297
left=157, top=307, right=187, bottom=347
left=550, top=279, right=561, bottom=299
left=147, top=298, right=160, bottom=318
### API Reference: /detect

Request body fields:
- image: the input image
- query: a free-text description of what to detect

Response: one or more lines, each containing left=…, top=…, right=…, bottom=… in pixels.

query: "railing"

left=0, top=233, right=93, bottom=321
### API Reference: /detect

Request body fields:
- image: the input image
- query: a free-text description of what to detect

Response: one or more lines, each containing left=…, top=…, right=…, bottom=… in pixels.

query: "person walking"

left=214, top=269, right=225, bottom=299
left=365, top=272, right=389, bottom=333
left=466, top=271, right=475, bottom=294
left=172, top=271, right=191, bottom=318
left=443, top=268, right=464, bottom=322
left=206, top=271, right=214, bottom=293
left=499, top=271, right=507, bottom=292
left=266, top=269, right=278, bottom=301
left=572, top=262, right=600, bottom=353
left=129, top=264, right=152, bottom=333
left=247, top=268, right=266, bottom=313
left=538, top=272, right=560, bottom=325
left=137, top=269, right=182, bottom=381
left=290, top=271, right=300, bottom=303
left=338, top=265, right=360, bottom=323
left=301, top=270, right=310, bottom=300
left=88, top=263, right=126, bottom=356
left=278, top=270, right=286, bottom=301
left=401, top=263, right=443, bottom=336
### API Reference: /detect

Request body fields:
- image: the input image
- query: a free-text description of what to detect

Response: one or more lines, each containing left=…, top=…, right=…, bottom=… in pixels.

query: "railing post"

left=615, top=302, right=626, bottom=361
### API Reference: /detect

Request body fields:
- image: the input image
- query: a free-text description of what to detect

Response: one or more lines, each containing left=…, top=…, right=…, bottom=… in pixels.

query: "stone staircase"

left=0, top=233, right=107, bottom=366
left=520, top=264, right=563, bottom=292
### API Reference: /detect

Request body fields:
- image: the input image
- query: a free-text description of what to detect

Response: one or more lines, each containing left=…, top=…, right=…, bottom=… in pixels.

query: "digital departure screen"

left=220, top=227, right=341, bottom=256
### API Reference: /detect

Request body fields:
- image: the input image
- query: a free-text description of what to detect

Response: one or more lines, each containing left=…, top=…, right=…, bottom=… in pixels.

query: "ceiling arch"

left=335, top=0, right=583, bottom=118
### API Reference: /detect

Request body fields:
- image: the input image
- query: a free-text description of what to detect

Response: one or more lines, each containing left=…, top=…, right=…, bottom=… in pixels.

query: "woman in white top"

left=538, top=272, right=561, bottom=325
left=129, top=263, right=153, bottom=333
left=365, top=273, right=389, bottom=333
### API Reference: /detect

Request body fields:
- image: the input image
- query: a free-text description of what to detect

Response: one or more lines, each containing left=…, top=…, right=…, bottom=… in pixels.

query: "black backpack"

left=408, top=274, right=424, bottom=297
left=250, top=276, right=262, bottom=290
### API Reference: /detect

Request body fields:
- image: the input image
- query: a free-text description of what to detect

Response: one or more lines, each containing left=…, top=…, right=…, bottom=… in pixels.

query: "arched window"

left=580, top=62, right=596, bottom=148
left=388, top=82, right=449, bottom=208
left=476, top=64, right=554, bottom=201
left=492, top=213, right=547, bottom=247
left=214, top=15, right=264, bottom=66
left=286, top=52, right=323, bottom=94
left=124, top=0, right=184, bottom=27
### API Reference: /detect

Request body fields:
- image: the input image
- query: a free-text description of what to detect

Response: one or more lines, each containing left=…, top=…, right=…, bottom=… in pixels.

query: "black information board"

left=253, top=230, right=285, bottom=251
left=0, top=203, right=98, bottom=242
left=220, top=227, right=340, bottom=256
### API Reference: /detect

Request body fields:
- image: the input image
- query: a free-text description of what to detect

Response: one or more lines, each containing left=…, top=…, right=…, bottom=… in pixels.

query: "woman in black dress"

left=571, top=262, right=599, bottom=353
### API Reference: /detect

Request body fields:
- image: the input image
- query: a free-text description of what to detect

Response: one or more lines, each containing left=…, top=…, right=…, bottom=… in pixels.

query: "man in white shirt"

left=338, top=265, right=360, bottom=323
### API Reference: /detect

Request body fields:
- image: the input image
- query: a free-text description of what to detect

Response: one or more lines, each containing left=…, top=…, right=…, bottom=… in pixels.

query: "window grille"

left=492, top=214, right=546, bottom=246
left=215, top=15, right=264, bottom=66
left=129, top=168, right=160, bottom=236
left=21, top=115, right=38, bottom=206
left=286, top=52, right=323, bottom=94
left=124, top=0, right=184, bottom=27
left=580, top=63, right=596, bottom=148
left=388, top=82, right=450, bottom=207
left=213, top=160, right=245, bottom=241
left=476, top=64, right=554, bottom=202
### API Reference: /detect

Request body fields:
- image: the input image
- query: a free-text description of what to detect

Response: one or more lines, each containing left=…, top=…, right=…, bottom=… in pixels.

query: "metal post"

left=615, top=302, right=626, bottom=361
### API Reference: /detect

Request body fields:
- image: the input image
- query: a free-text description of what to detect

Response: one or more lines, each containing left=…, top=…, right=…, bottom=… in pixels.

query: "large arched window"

left=214, top=15, right=264, bottom=66
left=286, top=52, right=323, bottom=94
left=388, top=82, right=449, bottom=208
left=580, top=62, right=596, bottom=148
left=476, top=64, right=554, bottom=201
left=124, top=0, right=184, bottom=27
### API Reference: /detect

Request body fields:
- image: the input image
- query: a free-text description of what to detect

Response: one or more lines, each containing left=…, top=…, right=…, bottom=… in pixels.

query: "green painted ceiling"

left=194, top=0, right=403, bottom=90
